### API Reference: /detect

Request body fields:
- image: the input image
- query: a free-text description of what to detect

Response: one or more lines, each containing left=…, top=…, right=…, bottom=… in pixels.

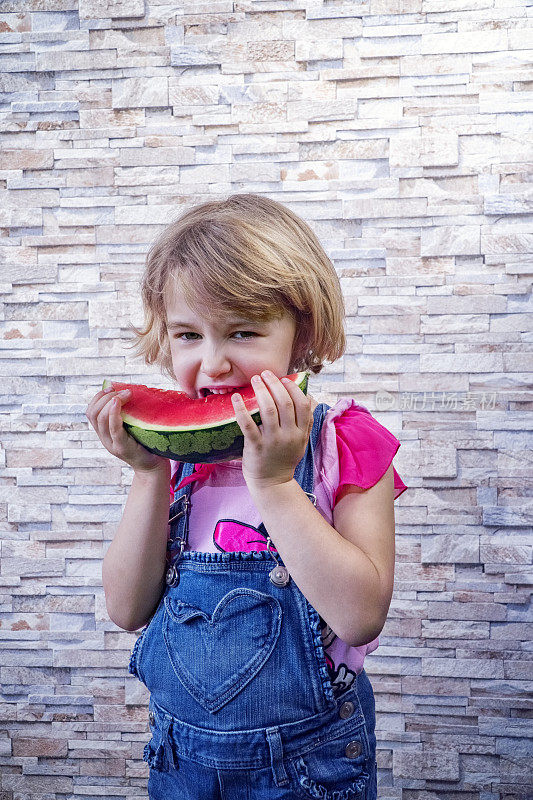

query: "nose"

left=200, top=342, right=232, bottom=378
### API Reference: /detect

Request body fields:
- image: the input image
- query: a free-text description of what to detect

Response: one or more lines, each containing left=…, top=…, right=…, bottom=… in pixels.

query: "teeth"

left=202, top=387, right=237, bottom=396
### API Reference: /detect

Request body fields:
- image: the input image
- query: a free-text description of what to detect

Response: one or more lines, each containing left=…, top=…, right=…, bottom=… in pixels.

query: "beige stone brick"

left=114, top=204, right=177, bottom=225
left=344, top=197, right=427, bottom=219
left=114, top=164, right=181, bottom=186
left=422, top=619, right=489, bottom=639
left=35, top=50, right=118, bottom=72
left=12, top=735, right=69, bottom=757
left=6, top=448, right=62, bottom=468
left=79, top=108, right=145, bottom=130
left=0, top=12, right=32, bottom=31
left=232, top=161, right=281, bottom=182
left=235, top=101, right=287, bottom=124
left=301, top=139, right=388, bottom=160
left=118, top=146, right=194, bottom=167
left=358, top=97, right=404, bottom=118
left=79, top=0, right=145, bottom=18
left=2, top=774, right=73, bottom=793
left=338, top=76, right=401, bottom=102
left=420, top=352, right=504, bottom=373
left=395, top=748, right=460, bottom=780
left=483, top=232, right=533, bottom=254
left=359, top=35, right=421, bottom=59
left=421, top=225, right=481, bottom=256
left=90, top=26, right=165, bottom=53
left=80, top=756, right=126, bottom=776
left=2, top=609, right=49, bottom=629
left=1, top=552, right=62, bottom=574
left=0, top=150, right=53, bottom=170
left=508, top=28, right=533, bottom=50
left=112, top=77, right=168, bottom=110
left=65, top=165, right=115, bottom=188
left=421, top=29, right=507, bottom=55
left=168, top=83, right=219, bottom=106
left=94, top=702, right=148, bottom=722
left=399, top=175, right=476, bottom=197
left=390, top=132, right=459, bottom=167
left=295, top=39, right=343, bottom=61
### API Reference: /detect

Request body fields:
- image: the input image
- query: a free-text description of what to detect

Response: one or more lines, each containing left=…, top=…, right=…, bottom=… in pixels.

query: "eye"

left=174, top=331, right=257, bottom=341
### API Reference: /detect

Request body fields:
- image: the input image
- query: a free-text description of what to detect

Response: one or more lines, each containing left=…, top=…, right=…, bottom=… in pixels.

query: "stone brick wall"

left=1, top=1, right=531, bottom=798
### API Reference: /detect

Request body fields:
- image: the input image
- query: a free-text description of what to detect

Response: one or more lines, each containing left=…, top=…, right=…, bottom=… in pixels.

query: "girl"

left=86, top=193, right=407, bottom=800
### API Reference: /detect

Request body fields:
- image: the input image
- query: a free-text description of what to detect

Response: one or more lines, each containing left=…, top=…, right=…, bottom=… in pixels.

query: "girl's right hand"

left=85, top=387, right=169, bottom=475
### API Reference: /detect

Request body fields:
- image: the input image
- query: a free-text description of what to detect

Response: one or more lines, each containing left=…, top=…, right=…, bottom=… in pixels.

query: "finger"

left=95, top=390, right=130, bottom=448
left=94, top=395, right=117, bottom=453
left=85, top=389, right=110, bottom=426
left=251, top=374, right=281, bottom=431
left=280, top=375, right=313, bottom=431
left=231, top=390, right=262, bottom=443
left=261, top=370, right=304, bottom=431
left=109, top=395, right=131, bottom=452
left=96, top=389, right=131, bottom=418
left=86, top=388, right=117, bottom=422
left=86, top=393, right=114, bottom=437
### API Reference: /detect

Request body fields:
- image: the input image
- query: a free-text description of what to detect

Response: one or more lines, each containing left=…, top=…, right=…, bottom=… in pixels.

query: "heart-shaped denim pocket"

left=163, top=588, right=282, bottom=713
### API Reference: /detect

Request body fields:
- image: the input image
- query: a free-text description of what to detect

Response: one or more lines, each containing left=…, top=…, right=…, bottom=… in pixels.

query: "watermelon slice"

left=101, top=371, right=310, bottom=464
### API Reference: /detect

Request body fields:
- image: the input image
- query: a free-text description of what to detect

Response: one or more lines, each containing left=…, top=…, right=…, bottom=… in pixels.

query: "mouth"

left=198, top=387, right=244, bottom=398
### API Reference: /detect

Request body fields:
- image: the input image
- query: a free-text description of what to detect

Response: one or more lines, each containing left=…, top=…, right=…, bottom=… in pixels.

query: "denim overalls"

left=128, top=403, right=378, bottom=799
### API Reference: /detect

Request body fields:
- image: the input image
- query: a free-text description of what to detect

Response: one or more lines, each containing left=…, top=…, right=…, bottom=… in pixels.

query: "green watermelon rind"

left=124, top=413, right=260, bottom=464
left=107, top=371, right=309, bottom=464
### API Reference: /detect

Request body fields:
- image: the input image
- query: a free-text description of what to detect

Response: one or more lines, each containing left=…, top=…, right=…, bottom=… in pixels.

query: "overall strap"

left=293, top=402, right=331, bottom=500
left=167, top=460, right=195, bottom=561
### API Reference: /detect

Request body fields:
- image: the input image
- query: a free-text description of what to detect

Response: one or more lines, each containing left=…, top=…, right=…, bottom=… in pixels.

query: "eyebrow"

left=166, top=318, right=262, bottom=329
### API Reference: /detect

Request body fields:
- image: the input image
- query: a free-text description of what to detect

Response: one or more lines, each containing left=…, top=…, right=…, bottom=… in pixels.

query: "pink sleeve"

left=332, top=405, right=408, bottom=506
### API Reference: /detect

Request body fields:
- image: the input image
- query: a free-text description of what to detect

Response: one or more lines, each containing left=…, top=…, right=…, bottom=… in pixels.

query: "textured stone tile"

left=79, top=0, right=145, bottom=20
left=421, top=225, right=481, bottom=256
left=35, top=49, right=118, bottom=71
left=389, top=131, right=459, bottom=167
left=421, top=29, right=508, bottom=54
left=394, top=747, right=460, bottom=780
left=0, top=149, right=53, bottom=169
left=112, top=76, right=168, bottom=109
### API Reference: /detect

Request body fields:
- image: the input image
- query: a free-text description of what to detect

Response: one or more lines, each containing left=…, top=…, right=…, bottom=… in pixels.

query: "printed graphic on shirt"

left=319, top=614, right=357, bottom=697
left=213, top=519, right=273, bottom=553
left=212, top=518, right=357, bottom=698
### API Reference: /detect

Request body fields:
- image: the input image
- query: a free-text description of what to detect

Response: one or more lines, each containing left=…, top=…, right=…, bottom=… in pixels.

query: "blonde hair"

left=128, top=193, right=346, bottom=381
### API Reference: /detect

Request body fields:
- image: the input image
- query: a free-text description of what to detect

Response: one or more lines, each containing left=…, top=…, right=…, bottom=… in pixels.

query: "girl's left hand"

left=231, top=370, right=314, bottom=491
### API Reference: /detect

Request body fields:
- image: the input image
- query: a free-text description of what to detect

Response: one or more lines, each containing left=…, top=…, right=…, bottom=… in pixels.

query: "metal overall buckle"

left=165, top=494, right=191, bottom=588
left=267, top=537, right=290, bottom=587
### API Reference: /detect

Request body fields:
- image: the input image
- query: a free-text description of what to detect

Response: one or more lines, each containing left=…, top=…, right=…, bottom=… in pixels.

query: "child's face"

left=164, top=284, right=298, bottom=400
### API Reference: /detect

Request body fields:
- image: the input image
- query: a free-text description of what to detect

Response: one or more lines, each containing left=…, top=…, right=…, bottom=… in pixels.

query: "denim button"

left=345, top=740, right=362, bottom=758
left=339, top=700, right=354, bottom=719
left=148, top=711, right=155, bottom=726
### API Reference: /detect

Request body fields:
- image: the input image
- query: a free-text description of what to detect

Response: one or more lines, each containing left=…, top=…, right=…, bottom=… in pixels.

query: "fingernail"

left=118, top=390, right=130, bottom=398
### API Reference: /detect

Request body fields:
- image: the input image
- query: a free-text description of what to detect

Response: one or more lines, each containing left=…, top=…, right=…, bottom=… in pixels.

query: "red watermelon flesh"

left=101, top=371, right=309, bottom=463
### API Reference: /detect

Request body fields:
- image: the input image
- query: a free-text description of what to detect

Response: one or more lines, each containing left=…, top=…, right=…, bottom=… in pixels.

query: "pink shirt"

left=169, top=398, right=407, bottom=698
